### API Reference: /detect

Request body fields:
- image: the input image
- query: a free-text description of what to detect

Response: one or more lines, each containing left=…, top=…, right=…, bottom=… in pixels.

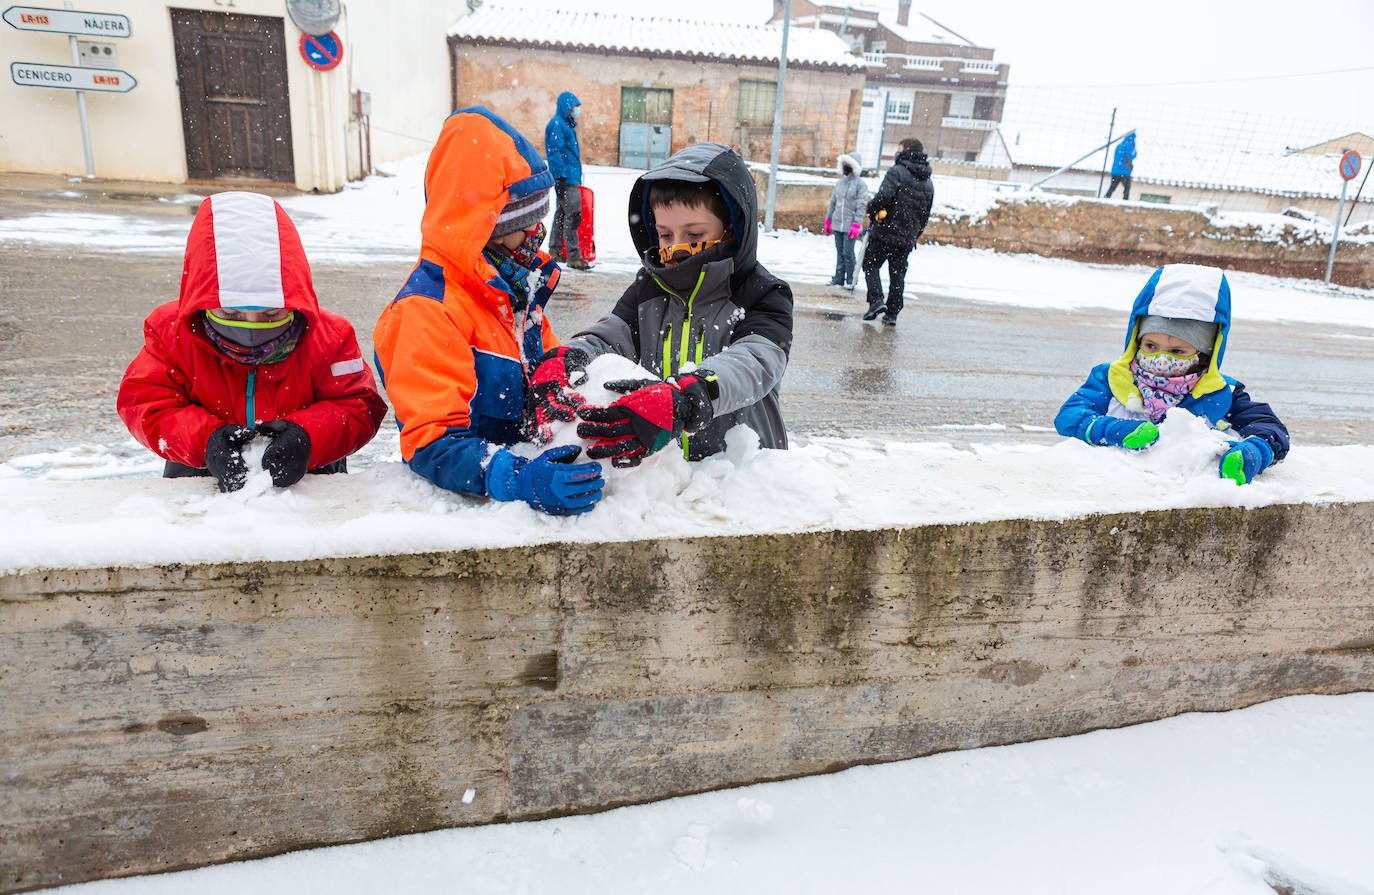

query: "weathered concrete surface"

left=3, top=502, right=1374, bottom=892
left=752, top=171, right=1374, bottom=288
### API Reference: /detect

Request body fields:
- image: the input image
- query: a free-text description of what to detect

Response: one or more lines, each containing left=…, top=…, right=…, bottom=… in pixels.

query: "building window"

left=886, top=88, right=914, bottom=125
left=737, top=80, right=776, bottom=127
left=947, top=92, right=975, bottom=119
left=621, top=87, right=673, bottom=125
left=973, top=95, right=997, bottom=120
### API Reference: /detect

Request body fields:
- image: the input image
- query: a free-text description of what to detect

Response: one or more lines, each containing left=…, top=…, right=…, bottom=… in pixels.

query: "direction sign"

left=1339, top=150, right=1361, bottom=181
left=2, top=5, right=131, bottom=38
left=10, top=60, right=136, bottom=92
left=299, top=31, right=342, bottom=71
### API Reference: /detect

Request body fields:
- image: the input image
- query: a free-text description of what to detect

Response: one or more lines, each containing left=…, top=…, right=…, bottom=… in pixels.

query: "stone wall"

left=451, top=45, right=864, bottom=169
left=4, top=502, right=1374, bottom=892
left=750, top=171, right=1374, bottom=288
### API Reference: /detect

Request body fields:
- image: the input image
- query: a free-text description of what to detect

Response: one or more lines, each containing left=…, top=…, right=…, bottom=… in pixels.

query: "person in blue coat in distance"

left=1104, top=132, right=1137, bottom=200
left=545, top=91, right=591, bottom=269
left=1054, top=263, right=1289, bottom=485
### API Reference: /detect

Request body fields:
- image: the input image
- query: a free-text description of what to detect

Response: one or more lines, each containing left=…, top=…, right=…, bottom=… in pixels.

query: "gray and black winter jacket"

left=566, top=141, right=793, bottom=459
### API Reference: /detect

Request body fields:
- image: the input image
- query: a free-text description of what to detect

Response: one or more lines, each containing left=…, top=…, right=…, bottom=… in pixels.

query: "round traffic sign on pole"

left=299, top=31, right=342, bottom=71
left=1339, top=150, right=1361, bottom=181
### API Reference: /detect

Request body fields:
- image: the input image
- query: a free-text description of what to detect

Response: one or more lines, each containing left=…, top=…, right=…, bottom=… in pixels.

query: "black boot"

left=862, top=302, right=884, bottom=321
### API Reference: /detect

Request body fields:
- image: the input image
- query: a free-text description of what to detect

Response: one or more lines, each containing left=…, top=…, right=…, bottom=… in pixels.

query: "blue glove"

left=1218, top=436, right=1275, bottom=485
left=485, top=444, right=604, bottom=515
left=1085, top=416, right=1159, bottom=450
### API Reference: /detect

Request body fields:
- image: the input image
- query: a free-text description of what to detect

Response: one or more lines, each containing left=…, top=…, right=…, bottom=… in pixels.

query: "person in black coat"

left=862, top=138, right=934, bottom=326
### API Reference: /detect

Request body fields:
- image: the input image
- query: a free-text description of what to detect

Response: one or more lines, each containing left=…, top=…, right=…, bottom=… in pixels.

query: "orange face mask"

left=658, top=237, right=725, bottom=266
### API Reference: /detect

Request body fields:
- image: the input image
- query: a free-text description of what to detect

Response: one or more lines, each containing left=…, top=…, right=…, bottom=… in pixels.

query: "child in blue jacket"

left=1055, top=263, right=1289, bottom=485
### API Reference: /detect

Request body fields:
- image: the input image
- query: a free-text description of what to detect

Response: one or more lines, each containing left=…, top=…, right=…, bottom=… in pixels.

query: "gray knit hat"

left=491, top=188, right=551, bottom=238
left=1139, top=315, right=1217, bottom=353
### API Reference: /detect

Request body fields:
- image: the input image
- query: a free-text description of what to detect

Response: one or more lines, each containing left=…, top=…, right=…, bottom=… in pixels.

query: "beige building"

left=0, top=0, right=469, bottom=190
left=774, top=0, right=1009, bottom=168
left=447, top=5, right=866, bottom=171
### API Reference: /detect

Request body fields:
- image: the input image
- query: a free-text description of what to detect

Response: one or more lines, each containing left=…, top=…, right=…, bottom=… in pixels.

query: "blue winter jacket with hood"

left=1112, top=133, right=1137, bottom=177
left=545, top=91, right=582, bottom=185
left=1054, top=263, right=1289, bottom=462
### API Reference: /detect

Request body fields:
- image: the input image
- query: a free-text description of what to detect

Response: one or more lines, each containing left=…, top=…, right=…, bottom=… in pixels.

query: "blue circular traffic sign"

left=300, top=31, right=342, bottom=71
left=1339, top=150, right=1361, bottom=181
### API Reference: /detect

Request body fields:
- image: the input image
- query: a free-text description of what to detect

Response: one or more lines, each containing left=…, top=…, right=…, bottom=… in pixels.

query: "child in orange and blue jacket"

left=372, top=107, right=604, bottom=516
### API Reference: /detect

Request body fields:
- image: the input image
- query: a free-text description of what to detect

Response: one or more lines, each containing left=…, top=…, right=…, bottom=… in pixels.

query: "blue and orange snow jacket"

left=1054, top=263, right=1289, bottom=462
left=373, top=107, right=563, bottom=495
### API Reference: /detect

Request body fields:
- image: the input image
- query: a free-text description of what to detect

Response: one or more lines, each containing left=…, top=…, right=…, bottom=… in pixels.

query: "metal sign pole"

left=64, top=0, right=94, bottom=177
left=764, top=0, right=791, bottom=232
left=1325, top=177, right=1349, bottom=285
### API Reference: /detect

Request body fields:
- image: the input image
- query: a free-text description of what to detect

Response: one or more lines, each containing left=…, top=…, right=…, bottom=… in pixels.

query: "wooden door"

left=171, top=9, right=295, bottom=183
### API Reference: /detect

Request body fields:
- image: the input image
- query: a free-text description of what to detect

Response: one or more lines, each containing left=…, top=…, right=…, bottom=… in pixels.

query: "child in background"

left=1054, top=263, right=1288, bottom=485
left=824, top=151, right=868, bottom=288
left=528, top=141, right=793, bottom=467
left=117, top=191, right=387, bottom=492
left=372, top=106, right=604, bottom=516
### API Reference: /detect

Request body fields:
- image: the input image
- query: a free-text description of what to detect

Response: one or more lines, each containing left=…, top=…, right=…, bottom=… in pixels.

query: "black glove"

left=257, top=419, right=312, bottom=488
left=576, top=372, right=715, bottom=468
left=205, top=424, right=256, bottom=493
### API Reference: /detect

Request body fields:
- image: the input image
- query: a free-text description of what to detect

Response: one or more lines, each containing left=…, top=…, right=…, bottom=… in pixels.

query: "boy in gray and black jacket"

left=528, top=142, right=793, bottom=466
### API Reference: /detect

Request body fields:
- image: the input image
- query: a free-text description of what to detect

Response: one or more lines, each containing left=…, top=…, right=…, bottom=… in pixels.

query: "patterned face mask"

left=658, top=237, right=724, bottom=266
left=508, top=222, right=547, bottom=269
left=1131, top=350, right=1205, bottom=422
left=205, top=310, right=296, bottom=347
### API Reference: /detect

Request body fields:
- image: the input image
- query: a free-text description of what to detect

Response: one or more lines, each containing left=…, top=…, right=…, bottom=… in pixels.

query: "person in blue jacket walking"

left=1104, top=131, right=1136, bottom=200
left=1054, top=263, right=1289, bottom=485
left=545, top=91, right=591, bottom=269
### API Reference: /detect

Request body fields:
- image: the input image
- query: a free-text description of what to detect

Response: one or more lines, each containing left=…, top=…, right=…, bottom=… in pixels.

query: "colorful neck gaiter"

left=204, top=311, right=305, bottom=365
left=1131, top=351, right=1204, bottom=422
left=658, top=236, right=725, bottom=266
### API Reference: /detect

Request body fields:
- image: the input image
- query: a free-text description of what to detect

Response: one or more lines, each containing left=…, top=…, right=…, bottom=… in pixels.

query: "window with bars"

left=620, top=86, right=673, bottom=125
left=885, top=89, right=915, bottom=125
left=737, top=80, right=776, bottom=127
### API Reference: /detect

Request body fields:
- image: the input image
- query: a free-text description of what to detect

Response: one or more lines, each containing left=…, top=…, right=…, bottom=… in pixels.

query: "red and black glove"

left=576, top=372, right=716, bottom=468
left=527, top=346, right=590, bottom=443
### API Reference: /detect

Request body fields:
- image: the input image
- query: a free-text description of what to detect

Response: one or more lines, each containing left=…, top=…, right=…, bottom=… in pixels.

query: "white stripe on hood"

left=1144, top=263, right=1224, bottom=322
left=211, top=192, right=285, bottom=309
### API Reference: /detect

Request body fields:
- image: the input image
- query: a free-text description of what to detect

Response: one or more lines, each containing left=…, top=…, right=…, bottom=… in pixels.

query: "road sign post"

left=1325, top=151, right=1362, bottom=285
left=4, top=3, right=134, bottom=177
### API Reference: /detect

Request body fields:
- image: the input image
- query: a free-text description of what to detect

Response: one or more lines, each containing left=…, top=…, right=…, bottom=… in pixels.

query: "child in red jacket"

left=117, top=191, right=387, bottom=492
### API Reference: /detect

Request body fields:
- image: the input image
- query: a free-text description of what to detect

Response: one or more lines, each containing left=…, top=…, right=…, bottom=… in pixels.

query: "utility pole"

left=1096, top=107, right=1116, bottom=199
left=764, top=0, right=792, bottom=231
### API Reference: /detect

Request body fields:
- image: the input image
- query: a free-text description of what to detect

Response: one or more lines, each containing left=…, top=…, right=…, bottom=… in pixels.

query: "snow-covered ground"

left=39, top=692, right=1374, bottom=895
left=2, top=158, right=1374, bottom=573
left=5, top=157, right=1374, bottom=894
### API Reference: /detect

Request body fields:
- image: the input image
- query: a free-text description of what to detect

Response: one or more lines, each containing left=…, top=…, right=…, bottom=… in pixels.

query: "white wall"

left=0, top=0, right=467, bottom=189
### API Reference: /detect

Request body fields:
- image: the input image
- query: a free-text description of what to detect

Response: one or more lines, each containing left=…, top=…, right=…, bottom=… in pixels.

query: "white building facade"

left=0, top=0, right=469, bottom=191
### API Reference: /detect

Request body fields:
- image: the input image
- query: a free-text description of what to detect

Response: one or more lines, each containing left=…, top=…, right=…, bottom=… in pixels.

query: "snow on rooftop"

left=449, top=5, right=864, bottom=70
left=843, top=1, right=976, bottom=47
left=997, top=125, right=1364, bottom=200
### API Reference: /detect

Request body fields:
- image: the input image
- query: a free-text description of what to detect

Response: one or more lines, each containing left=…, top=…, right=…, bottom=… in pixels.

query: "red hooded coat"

left=117, top=191, right=386, bottom=470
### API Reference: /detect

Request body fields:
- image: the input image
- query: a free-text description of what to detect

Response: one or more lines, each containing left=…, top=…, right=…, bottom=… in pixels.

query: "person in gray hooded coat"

left=526, top=141, right=793, bottom=467
left=824, top=152, right=868, bottom=287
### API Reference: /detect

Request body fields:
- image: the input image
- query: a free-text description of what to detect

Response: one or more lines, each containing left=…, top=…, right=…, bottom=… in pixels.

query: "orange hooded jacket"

left=117, top=191, right=386, bottom=471
left=373, top=107, right=563, bottom=495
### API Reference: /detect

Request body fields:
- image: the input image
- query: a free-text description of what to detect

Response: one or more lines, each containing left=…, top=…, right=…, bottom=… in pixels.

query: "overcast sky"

left=502, top=0, right=1374, bottom=144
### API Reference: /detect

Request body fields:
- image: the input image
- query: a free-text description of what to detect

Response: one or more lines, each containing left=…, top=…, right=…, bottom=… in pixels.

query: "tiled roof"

left=449, top=5, right=865, bottom=70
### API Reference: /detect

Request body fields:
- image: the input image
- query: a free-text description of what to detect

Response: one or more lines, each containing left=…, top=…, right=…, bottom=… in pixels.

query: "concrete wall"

left=4, top=503, right=1374, bottom=892
left=750, top=171, right=1374, bottom=288
left=451, top=44, right=865, bottom=169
